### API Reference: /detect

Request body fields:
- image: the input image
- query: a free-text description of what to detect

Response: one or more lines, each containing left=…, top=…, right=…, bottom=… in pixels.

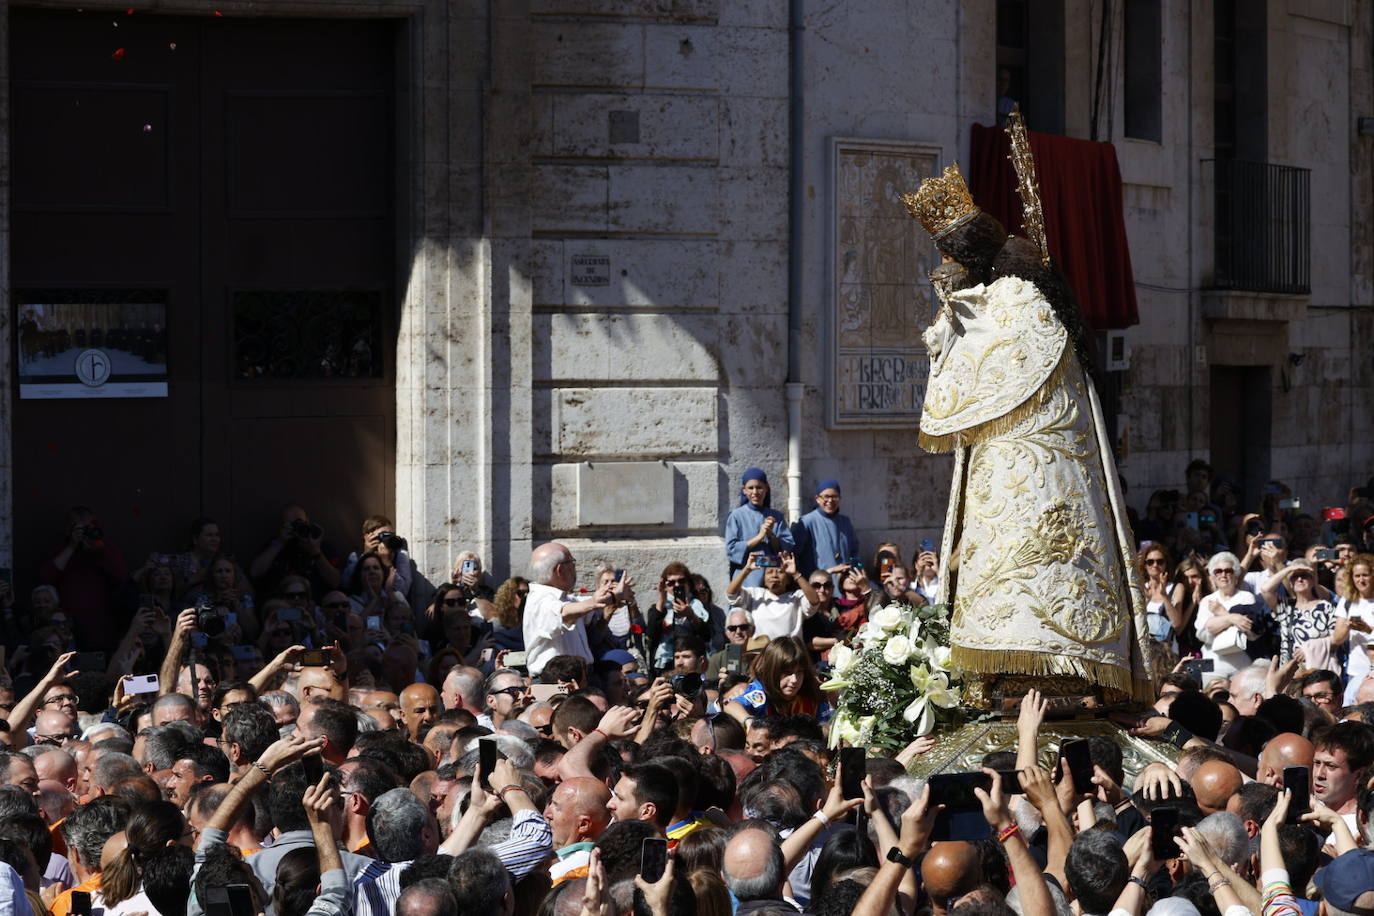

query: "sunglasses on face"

left=726, top=624, right=753, bottom=633
left=811, top=581, right=834, bottom=589
left=1144, top=558, right=1166, bottom=566
left=442, top=597, right=464, bottom=607
left=43, top=694, right=78, bottom=706
left=491, top=686, right=524, bottom=699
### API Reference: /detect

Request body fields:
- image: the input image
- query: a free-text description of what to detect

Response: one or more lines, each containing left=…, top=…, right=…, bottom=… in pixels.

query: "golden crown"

left=901, top=163, right=980, bottom=239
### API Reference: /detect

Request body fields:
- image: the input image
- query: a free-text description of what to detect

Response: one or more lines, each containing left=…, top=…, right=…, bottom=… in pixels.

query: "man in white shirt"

left=522, top=542, right=614, bottom=678
left=724, top=552, right=821, bottom=641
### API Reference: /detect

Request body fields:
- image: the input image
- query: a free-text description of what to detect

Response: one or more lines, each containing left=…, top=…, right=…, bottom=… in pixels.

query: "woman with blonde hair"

left=724, top=635, right=829, bottom=723
left=1333, top=553, right=1374, bottom=696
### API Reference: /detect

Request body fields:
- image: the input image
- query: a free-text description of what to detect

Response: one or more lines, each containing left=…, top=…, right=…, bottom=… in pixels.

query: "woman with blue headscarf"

left=724, top=467, right=794, bottom=588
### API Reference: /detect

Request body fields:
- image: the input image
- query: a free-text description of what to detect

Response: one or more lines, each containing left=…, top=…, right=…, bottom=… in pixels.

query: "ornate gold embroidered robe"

left=920, top=276, right=1154, bottom=701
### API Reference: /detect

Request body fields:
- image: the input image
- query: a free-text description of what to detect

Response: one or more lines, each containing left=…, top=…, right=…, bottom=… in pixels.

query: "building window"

left=1123, top=0, right=1162, bottom=141
left=996, top=0, right=1065, bottom=135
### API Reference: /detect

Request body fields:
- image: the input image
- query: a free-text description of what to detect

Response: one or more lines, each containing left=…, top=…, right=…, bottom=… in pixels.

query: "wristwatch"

left=886, top=847, right=915, bottom=868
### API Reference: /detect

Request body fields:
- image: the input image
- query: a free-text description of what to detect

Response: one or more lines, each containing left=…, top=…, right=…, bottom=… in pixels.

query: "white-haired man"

left=522, top=543, right=614, bottom=678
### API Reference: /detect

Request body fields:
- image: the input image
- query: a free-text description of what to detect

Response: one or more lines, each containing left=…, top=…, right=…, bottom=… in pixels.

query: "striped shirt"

left=351, top=810, right=552, bottom=915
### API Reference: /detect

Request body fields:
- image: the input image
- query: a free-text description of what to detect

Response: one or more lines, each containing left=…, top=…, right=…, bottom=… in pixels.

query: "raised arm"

left=159, top=608, right=195, bottom=696
left=854, top=785, right=941, bottom=916
left=976, top=770, right=1052, bottom=916
left=5, top=651, right=77, bottom=746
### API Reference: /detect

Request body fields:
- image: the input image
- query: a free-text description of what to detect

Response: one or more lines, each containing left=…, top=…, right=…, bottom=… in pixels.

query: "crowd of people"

left=0, top=462, right=1370, bottom=916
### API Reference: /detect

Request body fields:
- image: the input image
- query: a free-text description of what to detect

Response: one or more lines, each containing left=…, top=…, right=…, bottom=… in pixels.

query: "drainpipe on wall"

left=785, top=0, right=805, bottom=524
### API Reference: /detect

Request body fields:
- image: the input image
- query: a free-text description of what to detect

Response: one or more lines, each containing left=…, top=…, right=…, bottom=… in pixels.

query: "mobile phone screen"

left=840, top=747, right=866, bottom=801
left=227, top=885, right=256, bottom=916
left=1283, top=766, right=1310, bottom=823
left=640, top=837, right=668, bottom=882
left=1151, top=805, right=1179, bottom=860
left=927, top=772, right=991, bottom=813
left=1061, top=739, right=1094, bottom=795
left=479, top=737, right=497, bottom=787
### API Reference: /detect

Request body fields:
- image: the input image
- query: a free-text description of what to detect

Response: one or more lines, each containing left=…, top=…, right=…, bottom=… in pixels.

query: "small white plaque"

left=576, top=461, right=673, bottom=526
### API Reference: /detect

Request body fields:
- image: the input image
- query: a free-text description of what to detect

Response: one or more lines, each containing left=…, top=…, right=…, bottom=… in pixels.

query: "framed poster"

left=15, top=289, right=168, bottom=399
left=828, top=138, right=942, bottom=429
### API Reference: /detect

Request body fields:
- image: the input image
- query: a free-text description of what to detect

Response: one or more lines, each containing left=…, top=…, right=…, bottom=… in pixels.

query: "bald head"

left=530, top=542, right=574, bottom=589
left=544, top=777, right=611, bottom=847
left=922, top=841, right=981, bottom=899
left=35, top=710, right=76, bottom=744
left=400, top=683, right=441, bottom=740
left=1194, top=760, right=1244, bottom=814
left=34, top=749, right=78, bottom=791
left=1258, top=732, right=1315, bottom=784
left=723, top=827, right=785, bottom=901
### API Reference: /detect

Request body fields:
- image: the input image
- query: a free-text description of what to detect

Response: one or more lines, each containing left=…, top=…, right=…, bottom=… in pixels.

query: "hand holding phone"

left=1283, top=766, right=1310, bottom=823
left=122, top=674, right=160, bottom=696
left=478, top=737, right=497, bottom=789
left=839, top=747, right=866, bottom=801
left=1150, top=805, right=1180, bottom=860
left=1060, top=739, right=1094, bottom=795
left=640, top=837, right=668, bottom=883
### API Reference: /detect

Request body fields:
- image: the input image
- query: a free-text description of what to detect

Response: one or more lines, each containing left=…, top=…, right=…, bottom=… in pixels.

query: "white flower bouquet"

left=821, top=602, right=962, bottom=751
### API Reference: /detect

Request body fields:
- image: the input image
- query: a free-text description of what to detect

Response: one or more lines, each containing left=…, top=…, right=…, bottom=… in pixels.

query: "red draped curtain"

left=968, top=123, right=1139, bottom=330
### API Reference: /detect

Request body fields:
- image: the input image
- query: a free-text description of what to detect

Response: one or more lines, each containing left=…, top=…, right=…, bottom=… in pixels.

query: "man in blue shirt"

left=791, top=479, right=860, bottom=586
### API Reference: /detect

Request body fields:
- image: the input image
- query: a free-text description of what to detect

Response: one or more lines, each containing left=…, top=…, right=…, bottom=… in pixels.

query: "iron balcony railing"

left=1205, top=158, right=1311, bottom=295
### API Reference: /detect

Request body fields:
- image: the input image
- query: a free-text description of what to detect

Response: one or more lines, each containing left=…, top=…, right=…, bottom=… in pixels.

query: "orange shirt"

left=48, top=874, right=100, bottom=916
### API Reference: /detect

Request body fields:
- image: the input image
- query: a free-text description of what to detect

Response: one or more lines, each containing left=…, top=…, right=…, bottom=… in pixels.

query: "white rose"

left=857, top=622, right=885, bottom=647
left=830, top=643, right=856, bottom=676
left=882, top=634, right=914, bottom=666
left=871, top=606, right=904, bottom=632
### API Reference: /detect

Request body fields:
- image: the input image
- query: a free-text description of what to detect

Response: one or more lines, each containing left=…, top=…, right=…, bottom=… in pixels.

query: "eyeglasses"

left=1291, top=573, right=1314, bottom=581
left=43, top=694, right=78, bottom=706
left=1212, top=568, right=1236, bottom=575
left=726, top=624, right=753, bottom=633
left=1304, top=691, right=1334, bottom=702
left=811, top=581, right=834, bottom=589
left=491, top=686, right=525, bottom=699
left=441, top=597, right=464, bottom=607
left=665, top=578, right=688, bottom=586
left=34, top=734, right=70, bottom=745
left=1144, top=558, right=1166, bottom=566
left=517, top=589, right=529, bottom=597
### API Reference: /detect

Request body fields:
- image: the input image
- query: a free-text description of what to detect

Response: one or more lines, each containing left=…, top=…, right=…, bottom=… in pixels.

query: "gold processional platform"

left=905, top=710, right=1182, bottom=781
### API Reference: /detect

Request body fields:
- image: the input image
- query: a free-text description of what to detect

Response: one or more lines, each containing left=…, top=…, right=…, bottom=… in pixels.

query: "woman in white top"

left=1193, top=551, right=1257, bottom=677
left=1333, top=553, right=1374, bottom=698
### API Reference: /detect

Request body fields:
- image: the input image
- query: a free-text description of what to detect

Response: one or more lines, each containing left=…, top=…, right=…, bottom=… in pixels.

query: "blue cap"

left=816, top=478, right=841, bottom=495
left=739, top=467, right=771, bottom=506
left=1315, top=849, right=1374, bottom=911
left=598, top=649, right=636, bottom=667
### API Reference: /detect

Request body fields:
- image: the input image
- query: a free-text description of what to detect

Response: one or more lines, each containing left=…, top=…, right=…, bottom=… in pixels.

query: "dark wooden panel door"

left=11, top=11, right=397, bottom=593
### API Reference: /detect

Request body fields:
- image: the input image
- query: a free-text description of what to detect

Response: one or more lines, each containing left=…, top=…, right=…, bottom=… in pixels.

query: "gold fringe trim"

left=919, top=346, right=1074, bottom=454
left=949, top=644, right=1151, bottom=700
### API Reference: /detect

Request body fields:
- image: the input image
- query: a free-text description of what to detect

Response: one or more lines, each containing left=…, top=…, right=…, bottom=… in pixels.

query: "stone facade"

left=0, top=0, right=1371, bottom=594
